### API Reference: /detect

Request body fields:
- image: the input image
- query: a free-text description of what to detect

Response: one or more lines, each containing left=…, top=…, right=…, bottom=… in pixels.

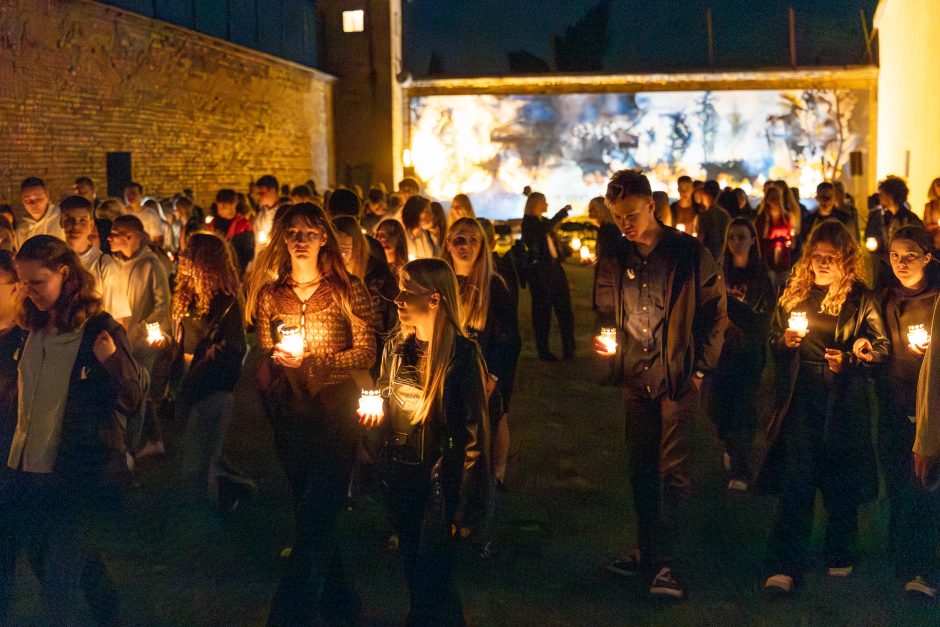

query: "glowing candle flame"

left=358, top=390, right=384, bottom=416
left=865, top=237, right=878, bottom=252
left=676, top=223, right=687, bottom=233
left=146, top=322, right=163, bottom=346
left=570, top=237, right=582, bottom=251
left=204, top=215, right=213, bottom=224
left=257, top=230, right=269, bottom=245
left=579, top=245, right=594, bottom=262
left=597, top=327, right=618, bottom=353
left=277, top=325, right=304, bottom=359
left=788, top=311, right=809, bottom=334
left=908, top=324, right=930, bottom=347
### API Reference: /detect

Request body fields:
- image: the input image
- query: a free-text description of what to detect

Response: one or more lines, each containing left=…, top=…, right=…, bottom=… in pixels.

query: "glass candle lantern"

left=277, top=325, right=304, bottom=359
left=146, top=322, right=163, bottom=345
left=787, top=311, right=809, bottom=334
left=257, top=230, right=270, bottom=245
left=908, top=324, right=930, bottom=347
left=597, top=327, right=618, bottom=353
left=358, top=390, right=384, bottom=416
left=865, top=237, right=878, bottom=252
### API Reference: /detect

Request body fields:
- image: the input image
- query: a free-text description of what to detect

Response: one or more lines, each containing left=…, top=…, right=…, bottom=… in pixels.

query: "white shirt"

left=126, top=205, right=167, bottom=244
left=253, top=205, right=277, bottom=248
left=14, top=204, right=65, bottom=249
left=112, top=245, right=171, bottom=352
left=79, top=246, right=132, bottom=320
left=405, top=228, right=439, bottom=260
left=9, top=324, right=85, bottom=473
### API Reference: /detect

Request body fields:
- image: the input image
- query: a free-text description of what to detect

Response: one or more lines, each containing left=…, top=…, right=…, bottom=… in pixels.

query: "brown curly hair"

left=779, top=220, right=863, bottom=316
left=173, top=231, right=241, bottom=321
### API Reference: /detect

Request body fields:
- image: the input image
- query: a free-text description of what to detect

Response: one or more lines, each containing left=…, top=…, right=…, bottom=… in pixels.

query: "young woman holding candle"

left=443, top=217, right=520, bottom=491
left=707, top=218, right=776, bottom=490
left=171, top=232, right=246, bottom=501
left=244, top=202, right=375, bottom=625
left=756, top=220, right=889, bottom=596
left=874, top=225, right=940, bottom=599
left=755, top=185, right=797, bottom=290
left=360, top=257, right=488, bottom=626
left=375, top=217, right=409, bottom=275
left=0, top=235, right=144, bottom=623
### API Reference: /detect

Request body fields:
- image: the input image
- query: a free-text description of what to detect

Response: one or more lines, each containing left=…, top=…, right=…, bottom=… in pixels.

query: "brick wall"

left=0, top=0, right=335, bottom=211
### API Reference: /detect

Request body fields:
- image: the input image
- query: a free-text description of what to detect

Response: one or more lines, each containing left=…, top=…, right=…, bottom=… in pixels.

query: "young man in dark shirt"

left=595, top=169, right=727, bottom=600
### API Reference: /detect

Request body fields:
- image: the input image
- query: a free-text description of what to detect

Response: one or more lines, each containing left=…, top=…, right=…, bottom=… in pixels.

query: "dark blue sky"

left=403, top=0, right=879, bottom=78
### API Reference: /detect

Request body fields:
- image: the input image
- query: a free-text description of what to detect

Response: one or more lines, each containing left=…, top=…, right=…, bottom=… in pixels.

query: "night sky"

left=403, top=0, right=880, bottom=79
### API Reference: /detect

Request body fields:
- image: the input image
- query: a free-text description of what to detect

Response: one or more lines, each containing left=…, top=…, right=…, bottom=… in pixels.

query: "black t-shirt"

left=884, top=281, right=940, bottom=387
left=798, top=285, right=839, bottom=362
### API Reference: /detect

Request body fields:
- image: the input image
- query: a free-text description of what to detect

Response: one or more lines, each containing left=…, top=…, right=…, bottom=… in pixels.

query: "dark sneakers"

left=605, top=551, right=642, bottom=577
left=649, top=567, right=685, bottom=599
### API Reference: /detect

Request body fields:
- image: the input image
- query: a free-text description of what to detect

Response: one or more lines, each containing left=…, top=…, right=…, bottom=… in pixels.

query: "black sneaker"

left=649, top=566, right=685, bottom=599
left=605, top=551, right=642, bottom=577
left=904, top=576, right=937, bottom=600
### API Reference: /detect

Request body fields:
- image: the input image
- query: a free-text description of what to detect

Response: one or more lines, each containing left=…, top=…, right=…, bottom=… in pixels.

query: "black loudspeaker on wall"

left=849, top=151, right=863, bottom=177
left=106, top=152, right=132, bottom=198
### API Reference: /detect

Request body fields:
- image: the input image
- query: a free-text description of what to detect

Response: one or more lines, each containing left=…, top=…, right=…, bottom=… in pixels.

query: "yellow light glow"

left=342, top=10, right=364, bottom=33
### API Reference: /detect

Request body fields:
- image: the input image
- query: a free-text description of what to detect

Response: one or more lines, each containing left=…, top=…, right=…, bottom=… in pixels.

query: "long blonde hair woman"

left=441, top=217, right=494, bottom=331
left=448, top=193, right=475, bottom=226
left=367, top=257, right=488, bottom=625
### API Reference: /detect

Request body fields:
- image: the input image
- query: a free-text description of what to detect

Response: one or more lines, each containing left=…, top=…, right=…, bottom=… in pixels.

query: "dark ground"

left=8, top=262, right=940, bottom=626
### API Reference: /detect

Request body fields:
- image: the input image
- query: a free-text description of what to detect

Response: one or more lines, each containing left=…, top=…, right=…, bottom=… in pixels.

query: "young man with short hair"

left=252, top=174, right=280, bottom=250
left=398, top=177, right=420, bottom=204
left=15, top=177, right=64, bottom=248
left=866, top=175, right=924, bottom=291
left=123, top=182, right=166, bottom=247
left=209, top=188, right=254, bottom=274
left=696, top=180, right=731, bottom=261
left=60, top=196, right=131, bottom=321
left=72, top=177, right=100, bottom=208
left=108, top=215, right=172, bottom=458
left=595, top=169, right=727, bottom=600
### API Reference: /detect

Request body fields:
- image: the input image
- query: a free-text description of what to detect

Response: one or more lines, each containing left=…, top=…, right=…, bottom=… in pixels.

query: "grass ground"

left=8, top=262, right=940, bottom=625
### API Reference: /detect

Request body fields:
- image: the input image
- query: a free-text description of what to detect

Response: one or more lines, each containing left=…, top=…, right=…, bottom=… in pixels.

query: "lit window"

left=342, top=10, right=364, bottom=33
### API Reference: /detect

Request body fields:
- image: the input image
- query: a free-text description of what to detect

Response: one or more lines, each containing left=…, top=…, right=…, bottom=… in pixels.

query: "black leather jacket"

left=377, top=334, right=490, bottom=522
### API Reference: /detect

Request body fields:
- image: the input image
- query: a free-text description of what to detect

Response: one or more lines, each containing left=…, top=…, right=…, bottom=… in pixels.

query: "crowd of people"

left=0, top=166, right=938, bottom=623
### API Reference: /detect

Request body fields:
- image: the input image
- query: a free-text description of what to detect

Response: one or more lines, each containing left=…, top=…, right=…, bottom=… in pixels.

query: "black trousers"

left=267, top=381, right=360, bottom=626
left=766, top=365, right=860, bottom=578
left=0, top=472, right=121, bottom=625
left=529, top=263, right=575, bottom=357
left=623, top=383, right=697, bottom=569
left=382, top=457, right=465, bottom=627
left=879, top=401, right=940, bottom=580
left=707, top=346, right=764, bottom=479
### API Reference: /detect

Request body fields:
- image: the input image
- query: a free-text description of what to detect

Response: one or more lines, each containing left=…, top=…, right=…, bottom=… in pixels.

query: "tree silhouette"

left=553, top=0, right=611, bottom=72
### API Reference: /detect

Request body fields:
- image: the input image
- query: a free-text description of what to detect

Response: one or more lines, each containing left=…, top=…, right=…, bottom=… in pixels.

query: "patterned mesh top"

left=256, top=275, right=376, bottom=390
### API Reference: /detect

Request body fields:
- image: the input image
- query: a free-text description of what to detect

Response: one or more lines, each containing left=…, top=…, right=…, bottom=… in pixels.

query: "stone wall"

left=0, top=0, right=334, bottom=209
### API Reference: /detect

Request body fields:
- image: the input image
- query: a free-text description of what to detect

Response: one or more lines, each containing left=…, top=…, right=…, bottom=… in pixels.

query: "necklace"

left=289, top=273, right=322, bottom=287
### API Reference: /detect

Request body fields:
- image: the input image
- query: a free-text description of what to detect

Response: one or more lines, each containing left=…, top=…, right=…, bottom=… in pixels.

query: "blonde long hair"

left=244, top=202, right=365, bottom=329
left=779, top=220, right=863, bottom=316
left=441, top=217, right=494, bottom=331
left=396, top=258, right=465, bottom=425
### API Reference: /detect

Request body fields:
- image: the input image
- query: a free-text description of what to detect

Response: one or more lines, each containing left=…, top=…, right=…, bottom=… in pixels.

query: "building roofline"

left=403, top=65, right=878, bottom=97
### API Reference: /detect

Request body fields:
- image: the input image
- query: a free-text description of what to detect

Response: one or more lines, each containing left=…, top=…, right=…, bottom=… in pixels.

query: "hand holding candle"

left=784, top=311, right=808, bottom=348
left=357, top=390, right=384, bottom=427
left=274, top=324, right=305, bottom=367
left=594, top=327, right=618, bottom=356
left=146, top=322, right=165, bottom=347
left=908, top=323, right=931, bottom=355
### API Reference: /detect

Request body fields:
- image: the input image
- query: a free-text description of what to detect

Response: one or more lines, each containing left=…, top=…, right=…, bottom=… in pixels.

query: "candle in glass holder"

left=908, top=324, right=930, bottom=347
left=146, top=322, right=163, bottom=345
left=676, top=223, right=687, bottom=233
left=570, top=236, right=582, bottom=252
left=865, top=237, right=878, bottom=252
left=579, top=245, right=594, bottom=263
left=787, top=311, right=809, bottom=335
left=257, top=230, right=270, bottom=245
left=204, top=215, right=213, bottom=224
left=358, top=390, right=384, bottom=416
left=277, top=325, right=304, bottom=359
left=597, top=327, right=618, bottom=353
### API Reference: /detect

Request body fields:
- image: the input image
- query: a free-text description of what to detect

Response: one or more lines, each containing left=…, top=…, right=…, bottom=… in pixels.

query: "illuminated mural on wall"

left=408, top=90, right=869, bottom=219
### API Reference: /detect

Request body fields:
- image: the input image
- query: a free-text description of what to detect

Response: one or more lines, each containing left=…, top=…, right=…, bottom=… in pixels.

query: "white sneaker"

left=764, top=574, right=794, bottom=595
left=827, top=565, right=854, bottom=577
left=904, top=576, right=937, bottom=599
left=722, top=452, right=732, bottom=472
left=727, top=479, right=749, bottom=492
